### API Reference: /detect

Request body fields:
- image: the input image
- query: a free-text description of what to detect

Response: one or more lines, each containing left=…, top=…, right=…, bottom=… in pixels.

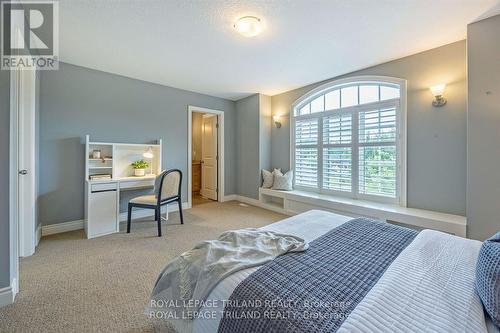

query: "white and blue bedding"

left=218, top=218, right=418, bottom=332
left=149, top=210, right=493, bottom=333
left=147, top=228, right=308, bottom=325
left=339, top=229, right=488, bottom=333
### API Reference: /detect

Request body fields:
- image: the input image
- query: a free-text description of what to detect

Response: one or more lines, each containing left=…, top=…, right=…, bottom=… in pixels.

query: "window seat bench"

left=258, top=188, right=466, bottom=237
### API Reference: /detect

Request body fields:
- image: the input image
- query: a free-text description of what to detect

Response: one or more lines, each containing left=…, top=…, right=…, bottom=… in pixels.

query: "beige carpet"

left=0, top=201, right=285, bottom=333
left=192, top=194, right=215, bottom=207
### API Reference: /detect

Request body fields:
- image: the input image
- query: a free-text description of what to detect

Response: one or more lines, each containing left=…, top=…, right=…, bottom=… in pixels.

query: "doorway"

left=188, top=106, right=224, bottom=208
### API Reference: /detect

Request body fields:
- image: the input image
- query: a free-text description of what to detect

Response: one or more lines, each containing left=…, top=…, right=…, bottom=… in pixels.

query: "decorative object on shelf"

left=273, top=115, right=282, bottom=128
left=143, top=146, right=155, bottom=176
left=89, top=174, right=112, bottom=181
left=430, top=84, right=447, bottom=107
left=132, top=159, right=149, bottom=177
left=92, top=150, right=101, bottom=159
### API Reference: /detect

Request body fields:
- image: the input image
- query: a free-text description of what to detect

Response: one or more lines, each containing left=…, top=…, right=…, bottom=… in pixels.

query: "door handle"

left=18, top=169, right=28, bottom=175
left=200, top=160, right=204, bottom=164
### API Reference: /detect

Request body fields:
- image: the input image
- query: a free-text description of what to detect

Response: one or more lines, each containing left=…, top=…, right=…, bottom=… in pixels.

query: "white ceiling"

left=59, top=0, right=500, bottom=100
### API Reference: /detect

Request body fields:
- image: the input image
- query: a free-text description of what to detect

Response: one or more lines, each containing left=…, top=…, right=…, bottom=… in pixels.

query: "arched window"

left=291, top=76, right=406, bottom=205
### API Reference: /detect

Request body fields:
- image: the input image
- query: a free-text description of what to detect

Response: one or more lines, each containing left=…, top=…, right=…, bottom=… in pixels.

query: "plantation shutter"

left=358, top=106, right=397, bottom=197
left=292, top=81, right=402, bottom=204
left=322, top=114, right=352, bottom=192
left=294, top=119, right=318, bottom=187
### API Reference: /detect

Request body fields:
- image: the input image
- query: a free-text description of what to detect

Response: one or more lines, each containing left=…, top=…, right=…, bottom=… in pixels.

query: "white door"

left=201, top=115, right=218, bottom=200
left=17, top=68, right=37, bottom=257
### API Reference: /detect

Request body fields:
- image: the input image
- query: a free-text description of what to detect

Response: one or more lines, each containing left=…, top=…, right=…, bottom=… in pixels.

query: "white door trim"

left=17, top=68, right=37, bottom=257
left=187, top=106, right=225, bottom=208
left=9, top=69, right=19, bottom=301
left=7, top=67, right=38, bottom=307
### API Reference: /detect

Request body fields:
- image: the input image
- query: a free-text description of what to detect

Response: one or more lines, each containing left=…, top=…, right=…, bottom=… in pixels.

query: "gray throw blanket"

left=218, top=218, right=418, bottom=333
left=146, top=228, right=308, bottom=322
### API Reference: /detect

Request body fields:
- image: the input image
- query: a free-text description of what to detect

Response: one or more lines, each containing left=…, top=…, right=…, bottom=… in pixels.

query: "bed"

left=147, top=210, right=498, bottom=333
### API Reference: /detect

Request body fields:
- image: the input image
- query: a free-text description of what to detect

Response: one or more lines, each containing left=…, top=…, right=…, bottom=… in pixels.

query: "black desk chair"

left=127, top=169, right=184, bottom=237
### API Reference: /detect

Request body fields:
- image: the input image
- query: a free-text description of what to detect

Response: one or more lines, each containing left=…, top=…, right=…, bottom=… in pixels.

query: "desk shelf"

left=84, top=135, right=162, bottom=181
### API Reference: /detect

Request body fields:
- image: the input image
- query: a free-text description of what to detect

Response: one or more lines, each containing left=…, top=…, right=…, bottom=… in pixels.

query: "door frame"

left=9, top=69, right=20, bottom=300
left=187, top=105, right=225, bottom=208
left=8, top=67, right=38, bottom=302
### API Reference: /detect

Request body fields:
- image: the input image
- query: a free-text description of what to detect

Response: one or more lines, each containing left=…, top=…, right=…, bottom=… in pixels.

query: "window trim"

left=290, top=75, right=407, bottom=207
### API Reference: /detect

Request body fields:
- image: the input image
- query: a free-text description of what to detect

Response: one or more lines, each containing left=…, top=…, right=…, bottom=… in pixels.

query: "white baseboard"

left=40, top=196, right=289, bottom=238
left=39, top=202, right=190, bottom=237
left=0, top=284, right=15, bottom=308
left=233, top=195, right=261, bottom=206
left=118, top=201, right=190, bottom=222
left=222, top=194, right=238, bottom=202
left=11, top=278, right=17, bottom=295
left=36, top=224, right=42, bottom=246
left=119, top=208, right=154, bottom=222
left=42, top=220, right=84, bottom=237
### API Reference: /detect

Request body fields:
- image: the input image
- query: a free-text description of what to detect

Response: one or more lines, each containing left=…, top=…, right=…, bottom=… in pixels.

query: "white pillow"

left=262, top=168, right=282, bottom=188
left=272, top=170, right=293, bottom=191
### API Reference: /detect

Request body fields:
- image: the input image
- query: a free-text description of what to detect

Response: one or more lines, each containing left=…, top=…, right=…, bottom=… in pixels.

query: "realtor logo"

left=1, top=0, right=59, bottom=70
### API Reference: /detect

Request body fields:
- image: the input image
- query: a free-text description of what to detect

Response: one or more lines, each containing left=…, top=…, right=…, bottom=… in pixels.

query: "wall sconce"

left=273, top=115, right=282, bottom=128
left=430, top=84, right=447, bottom=107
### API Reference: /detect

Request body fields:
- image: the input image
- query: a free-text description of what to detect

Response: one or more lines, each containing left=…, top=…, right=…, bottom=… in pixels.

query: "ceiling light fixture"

left=234, top=16, right=263, bottom=37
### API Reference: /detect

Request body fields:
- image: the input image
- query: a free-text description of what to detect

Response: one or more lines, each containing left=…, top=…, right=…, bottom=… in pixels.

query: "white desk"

left=84, top=136, right=162, bottom=239
left=85, top=176, right=157, bottom=239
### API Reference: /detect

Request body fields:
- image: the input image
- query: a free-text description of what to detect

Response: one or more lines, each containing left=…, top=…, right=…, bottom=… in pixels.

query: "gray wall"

left=235, top=94, right=274, bottom=200
left=0, top=69, right=10, bottom=288
left=259, top=94, right=272, bottom=172
left=235, top=94, right=260, bottom=199
left=271, top=41, right=467, bottom=216
left=39, top=62, right=237, bottom=224
left=467, top=15, right=500, bottom=240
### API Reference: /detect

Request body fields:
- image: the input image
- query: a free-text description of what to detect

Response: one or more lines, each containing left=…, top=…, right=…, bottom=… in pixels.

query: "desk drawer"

left=91, top=183, right=117, bottom=192
left=120, top=179, right=155, bottom=190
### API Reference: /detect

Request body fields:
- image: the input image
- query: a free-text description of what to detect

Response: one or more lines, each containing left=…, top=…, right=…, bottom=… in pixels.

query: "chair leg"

left=178, top=199, right=184, bottom=224
left=127, top=204, right=132, bottom=233
left=157, top=207, right=162, bottom=237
